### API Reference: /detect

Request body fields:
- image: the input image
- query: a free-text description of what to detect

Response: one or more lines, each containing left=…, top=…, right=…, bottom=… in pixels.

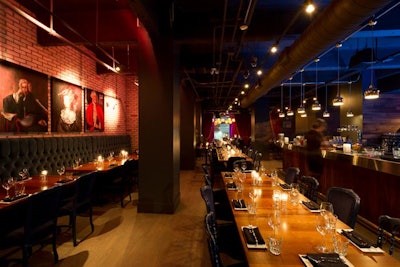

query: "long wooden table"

left=65, top=155, right=138, bottom=173
left=222, top=172, right=399, bottom=266
left=0, top=175, right=77, bottom=209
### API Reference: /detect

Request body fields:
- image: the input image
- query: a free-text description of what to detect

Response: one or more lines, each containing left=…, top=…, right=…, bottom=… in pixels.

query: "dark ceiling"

left=9, top=0, right=400, bottom=113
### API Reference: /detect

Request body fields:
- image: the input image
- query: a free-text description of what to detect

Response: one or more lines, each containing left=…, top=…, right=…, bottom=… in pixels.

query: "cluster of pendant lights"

left=278, top=18, right=380, bottom=119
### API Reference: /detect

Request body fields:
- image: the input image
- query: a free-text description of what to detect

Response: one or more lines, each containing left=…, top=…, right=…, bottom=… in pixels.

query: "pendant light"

left=278, top=84, right=285, bottom=118
left=346, top=81, right=354, bottom=117
left=297, top=69, right=306, bottom=114
left=323, top=84, right=330, bottom=117
left=286, top=77, right=294, bottom=116
left=312, top=58, right=321, bottom=111
left=364, top=19, right=380, bottom=100
left=333, top=42, right=344, bottom=106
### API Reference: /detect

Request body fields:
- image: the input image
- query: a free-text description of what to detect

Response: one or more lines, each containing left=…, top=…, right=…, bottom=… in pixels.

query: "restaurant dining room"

left=1, top=0, right=400, bottom=266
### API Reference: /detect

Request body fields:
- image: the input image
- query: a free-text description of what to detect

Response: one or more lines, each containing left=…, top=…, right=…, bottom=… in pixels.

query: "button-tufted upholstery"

left=0, top=135, right=131, bottom=178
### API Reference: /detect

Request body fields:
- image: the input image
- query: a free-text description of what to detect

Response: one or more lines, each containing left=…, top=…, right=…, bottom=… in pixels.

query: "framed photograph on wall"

left=51, top=78, right=83, bottom=133
left=0, top=60, right=49, bottom=133
left=84, top=88, right=104, bottom=132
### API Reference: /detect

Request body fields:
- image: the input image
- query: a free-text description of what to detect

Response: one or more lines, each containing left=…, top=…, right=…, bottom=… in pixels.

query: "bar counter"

left=282, top=144, right=400, bottom=227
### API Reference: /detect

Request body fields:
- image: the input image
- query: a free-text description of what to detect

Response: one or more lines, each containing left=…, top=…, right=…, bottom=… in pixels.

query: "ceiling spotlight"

left=240, top=90, right=245, bottom=95
left=256, top=69, right=262, bottom=76
left=364, top=84, right=380, bottom=99
left=305, top=0, right=315, bottom=14
left=270, top=45, right=278, bottom=54
left=244, top=83, right=249, bottom=89
left=115, top=66, right=121, bottom=72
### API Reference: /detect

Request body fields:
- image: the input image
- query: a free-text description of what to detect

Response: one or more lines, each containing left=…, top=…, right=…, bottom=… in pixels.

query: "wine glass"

left=320, top=201, right=334, bottom=217
left=315, top=213, right=329, bottom=252
left=241, top=162, right=247, bottom=172
left=57, top=165, right=65, bottom=176
left=2, top=177, right=14, bottom=199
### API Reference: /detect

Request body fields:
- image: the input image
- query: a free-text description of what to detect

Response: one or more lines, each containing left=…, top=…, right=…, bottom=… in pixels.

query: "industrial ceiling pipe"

left=241, top=0, right=394, bottom=108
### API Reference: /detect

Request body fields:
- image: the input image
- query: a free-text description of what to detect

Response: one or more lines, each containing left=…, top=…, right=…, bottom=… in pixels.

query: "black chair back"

left=327, top=187, right=360, bottom=228
left=200, top=185, right=215, bottom=213
left=284, top=167, right=300, bottom=184
left=377, top=215, right=400, bottom=255
left=298, top=175, right=319, bottom=203
left=226, top=157, right=246, bottom=171
left=25, top=186, right=62, bottom=265
left=204, top=212, right=222, bottom=267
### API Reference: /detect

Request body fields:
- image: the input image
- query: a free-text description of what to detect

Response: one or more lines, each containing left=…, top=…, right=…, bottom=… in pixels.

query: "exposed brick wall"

left=0, top=1, right=138, bottom=150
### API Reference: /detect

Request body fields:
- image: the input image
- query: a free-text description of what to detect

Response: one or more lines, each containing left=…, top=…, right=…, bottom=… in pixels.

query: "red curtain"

left=202, top=113, right=214, bottom=143
left=235, top=113, right=251, bottom=146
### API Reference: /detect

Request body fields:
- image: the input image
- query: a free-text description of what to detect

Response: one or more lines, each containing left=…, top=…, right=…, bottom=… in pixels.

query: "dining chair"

left=24, top=186, right=62, bottom=265
left=284, top=167, right=300, bottom=184
left=204, top=212, right=247, bottom=267
left=200, top=184, right=233, bottom=223
left=58, top=171, right=97, bottom=246
left=226, top=157, right=246, bottom=172
left=377, top=215, right=400, bottom=255
left=0, top=199, right=28, bottom=266
left=327, top=187, right=360, bottom=228
left=298, top=175, right=319, bottom=203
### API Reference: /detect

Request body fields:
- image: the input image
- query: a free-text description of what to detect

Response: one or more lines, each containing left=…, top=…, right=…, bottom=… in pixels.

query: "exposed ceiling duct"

left=241, top=0, right=394, bottom=107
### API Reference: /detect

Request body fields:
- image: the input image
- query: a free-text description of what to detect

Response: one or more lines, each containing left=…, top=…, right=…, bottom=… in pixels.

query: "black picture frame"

left=0, top=60, right=49, bottom=133
left=51, top=78, right=83, bottom=133
left=84, top=88, right=105, bottom=132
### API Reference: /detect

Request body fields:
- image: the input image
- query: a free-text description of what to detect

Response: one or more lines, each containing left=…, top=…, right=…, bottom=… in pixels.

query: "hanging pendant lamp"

left=286, top=77, right=294, bottom=116
left=364, top=19, right=380, bottom=100
left=278, top=84, right=285, bottom=118
left=312, top=58, right=321, bottom=111
left=333, top=43, right=344, bottom=106
left=297, top=69, right=306, bottom=114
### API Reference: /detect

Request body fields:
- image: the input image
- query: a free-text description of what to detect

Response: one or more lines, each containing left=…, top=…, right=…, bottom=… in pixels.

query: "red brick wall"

left=0, top=1, right=138, bottom=150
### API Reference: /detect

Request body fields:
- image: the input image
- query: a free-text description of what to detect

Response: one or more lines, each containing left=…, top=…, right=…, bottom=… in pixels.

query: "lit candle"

left=281, top=192, right=288, bottom=211
left=41, top=170, right=48, bottom=176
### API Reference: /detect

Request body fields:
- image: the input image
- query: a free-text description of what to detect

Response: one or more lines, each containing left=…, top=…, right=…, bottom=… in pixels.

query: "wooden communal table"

left=0, top=175, right=77, bottom=209
left=222, top=172, right=399, bottom=267
left=66, top=155, right=138, bottom=173
left=216, top=147, right=252, bottom=162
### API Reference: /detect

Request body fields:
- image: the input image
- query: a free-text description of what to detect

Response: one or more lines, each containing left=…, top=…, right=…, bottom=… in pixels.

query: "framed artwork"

left=0, top=60, right=49, bottom=133
left=84, top=88, right=104, bottom=132
left=51, top=78, right=83, bottom=133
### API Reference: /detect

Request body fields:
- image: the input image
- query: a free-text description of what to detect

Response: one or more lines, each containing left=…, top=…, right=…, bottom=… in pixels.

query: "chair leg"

left=52, top=230, right=59, bottom=263
left=89, top=206, right=94, bottom=233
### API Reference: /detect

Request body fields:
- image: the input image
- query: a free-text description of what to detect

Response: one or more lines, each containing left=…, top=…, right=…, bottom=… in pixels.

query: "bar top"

left=284, top=144, right=400, bottom=177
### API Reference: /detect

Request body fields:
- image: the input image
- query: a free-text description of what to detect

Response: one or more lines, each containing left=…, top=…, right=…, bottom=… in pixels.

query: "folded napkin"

left=232, top=199, right=247, bottom=210
left=56, top=178, right=74, bottom=184
left=302, top=201, right=320, bottom=211
left=2, top=193, right=29, bottom=203
left=306, top=253, right=348, bottom=267
left=242, top=226, right=265, bottom=246
left=341, top=230, right=371, bottom=248
left=279, top=183, right=291, bottom=190
left=224, top=173, right=233, bottom=178
left=226, top=182, right=237, bottom=190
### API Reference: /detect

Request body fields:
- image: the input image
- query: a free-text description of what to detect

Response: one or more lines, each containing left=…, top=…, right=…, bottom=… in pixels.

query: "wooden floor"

left=2, top=157, right=399, bottom=266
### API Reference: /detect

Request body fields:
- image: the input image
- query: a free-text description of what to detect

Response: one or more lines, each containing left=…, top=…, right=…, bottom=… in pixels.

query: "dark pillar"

left=137, top=26, right=180, bottom=213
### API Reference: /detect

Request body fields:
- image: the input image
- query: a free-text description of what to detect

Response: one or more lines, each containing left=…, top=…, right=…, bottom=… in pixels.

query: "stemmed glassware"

left=2, top=177, right=14, bottom=199
left=57, top=165, right=66, bottom=176
left=315, top=201, right=335, bottom=252
left=74, top=158, right=81, bottom=168
left=241, top=162, right=247, bottom=173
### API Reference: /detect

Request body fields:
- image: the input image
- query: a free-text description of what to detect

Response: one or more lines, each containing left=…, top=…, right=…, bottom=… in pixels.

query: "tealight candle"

left=281, top=192, right=288, bottom=211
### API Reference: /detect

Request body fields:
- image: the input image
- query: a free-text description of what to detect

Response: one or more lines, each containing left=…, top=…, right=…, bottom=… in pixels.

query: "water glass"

left=268, top=235, right=283, bottom=255
left=289, top=183, right=300, bottom=205
left=333, top=234, right=349, bottom=256
left=272, top=189, right=281, bottom=210
left=14, top=181, right=25, bottom=196
left=393, top=147, right=400, bottom=159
